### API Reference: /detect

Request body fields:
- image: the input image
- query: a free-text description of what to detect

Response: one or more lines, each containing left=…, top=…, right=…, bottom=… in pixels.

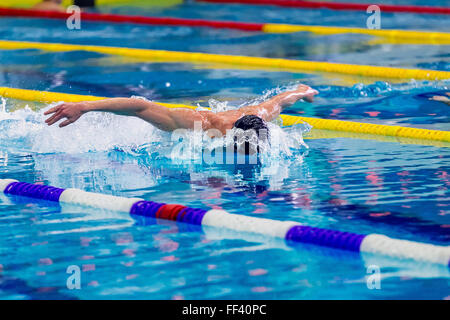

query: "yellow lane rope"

left=304, top=129, right=450, bottom=148
left=0, top=40, right=449, bottom=80
left=0, top=86, right=449, bottom=144
left=263, top=24, right=450, bottom=45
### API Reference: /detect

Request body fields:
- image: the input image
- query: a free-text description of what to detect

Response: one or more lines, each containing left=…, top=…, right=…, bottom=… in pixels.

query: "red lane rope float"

left=199, top=0, right=450, bottom=15
left=0, top=7, right=264, bottom=31
left=156, top=204, right=188, bottom=221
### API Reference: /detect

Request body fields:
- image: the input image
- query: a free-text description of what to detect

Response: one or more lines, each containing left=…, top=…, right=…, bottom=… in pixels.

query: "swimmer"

left=430, top=92, right=450, bottom=105
left=44, top=84, right=318, bottom=154
left=32, top=0, right=65, bottom=12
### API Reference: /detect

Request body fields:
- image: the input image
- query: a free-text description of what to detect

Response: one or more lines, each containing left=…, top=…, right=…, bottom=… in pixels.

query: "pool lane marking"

left=306, top=129, right=450, bottom=149
left=1, top=179, right=449, bottom=266
left=198, top=0, right=450, bottom=15
left=0, top=7, right=263, bottom=32
left=261, top=24, right=450, bottom=45
left=1, top=7, right=449, bottom=45
left=0, top=40, right=449, bottom=81
left=1, top=86, right=449, bottom=144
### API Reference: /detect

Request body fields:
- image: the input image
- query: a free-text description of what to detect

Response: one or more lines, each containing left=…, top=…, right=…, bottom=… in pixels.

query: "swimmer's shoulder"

left=196, top=110, right=236, bottom=133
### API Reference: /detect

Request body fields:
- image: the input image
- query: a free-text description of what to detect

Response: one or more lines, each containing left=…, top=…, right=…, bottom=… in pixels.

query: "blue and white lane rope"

left=1, top=179, right=449, bottom=267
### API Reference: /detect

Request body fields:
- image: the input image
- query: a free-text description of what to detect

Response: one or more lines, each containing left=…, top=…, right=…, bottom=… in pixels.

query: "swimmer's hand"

left=44, top=102, right=87, bottom=127
left=295, top=84, right=318, bottom=103
left=272, top=84, right=319, bottom=108
left=430, top=92, right=450, bottom=105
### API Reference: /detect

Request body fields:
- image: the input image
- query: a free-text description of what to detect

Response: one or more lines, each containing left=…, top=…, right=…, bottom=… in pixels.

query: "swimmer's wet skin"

left=430, top=92, right=450, bottom=105
left=44, top=84, right=318, bottom=154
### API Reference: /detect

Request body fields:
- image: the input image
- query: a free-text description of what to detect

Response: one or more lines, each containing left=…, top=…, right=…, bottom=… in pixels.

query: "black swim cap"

left=232, top=115, right=269, bottom=155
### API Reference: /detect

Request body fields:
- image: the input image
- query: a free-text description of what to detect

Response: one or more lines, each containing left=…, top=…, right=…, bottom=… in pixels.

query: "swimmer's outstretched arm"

left=430, top=92, right=450, bottom=105
left=236, top=84, right=318, bottom=122
left=44, top=98, right=210, bottom=131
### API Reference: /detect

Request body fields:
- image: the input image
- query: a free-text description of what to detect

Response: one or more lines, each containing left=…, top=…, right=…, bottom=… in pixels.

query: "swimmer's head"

left=232, top=115, right=269, bottom=155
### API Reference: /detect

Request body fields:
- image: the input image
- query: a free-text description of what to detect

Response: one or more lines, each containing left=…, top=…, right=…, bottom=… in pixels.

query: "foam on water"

left=0, top=101, right=164, bottom=154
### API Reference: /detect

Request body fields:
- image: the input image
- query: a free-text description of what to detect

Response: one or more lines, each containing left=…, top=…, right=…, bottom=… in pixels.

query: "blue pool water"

left=0, top=1, right=449, bottom=299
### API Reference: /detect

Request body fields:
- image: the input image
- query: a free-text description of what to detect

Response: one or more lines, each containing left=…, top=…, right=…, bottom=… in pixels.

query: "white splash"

left=0, top=100, right=164, bottom=154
